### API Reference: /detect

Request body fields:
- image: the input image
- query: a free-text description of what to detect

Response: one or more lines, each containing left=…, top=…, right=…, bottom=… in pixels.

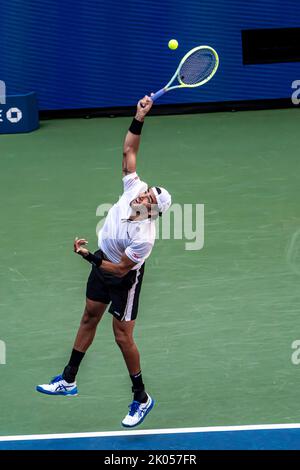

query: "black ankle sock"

left=130, top=371, right=147, bottom=403
left=68, top=348, right=86, bottom=368
left=134, top=391, right=148, bottom=403
left=62, top=365, right=78, bottom=383
left=62, top=349, right=85, bottom=383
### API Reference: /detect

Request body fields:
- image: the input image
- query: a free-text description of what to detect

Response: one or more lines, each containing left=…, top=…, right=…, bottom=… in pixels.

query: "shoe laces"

left=128, top=400, right=143, bottom=417
left=50, top=375, right=63, bottom=384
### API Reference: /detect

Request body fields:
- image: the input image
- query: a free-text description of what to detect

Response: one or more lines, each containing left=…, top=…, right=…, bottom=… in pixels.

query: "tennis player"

left=36, top=95, right=172, bottom=428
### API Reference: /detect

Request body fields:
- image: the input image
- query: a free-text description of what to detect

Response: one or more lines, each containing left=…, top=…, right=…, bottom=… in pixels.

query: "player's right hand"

left=136, top=95, right=153, bottom=117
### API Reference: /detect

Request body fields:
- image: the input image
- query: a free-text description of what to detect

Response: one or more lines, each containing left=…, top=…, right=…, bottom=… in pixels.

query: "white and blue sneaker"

left=36, top=375, right=78, bottom=396
left=121, top=394, right=154, bottom=428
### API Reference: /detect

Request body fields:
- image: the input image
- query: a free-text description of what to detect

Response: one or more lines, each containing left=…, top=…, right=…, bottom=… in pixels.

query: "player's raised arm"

left=122, top=95, right=153, bottom=176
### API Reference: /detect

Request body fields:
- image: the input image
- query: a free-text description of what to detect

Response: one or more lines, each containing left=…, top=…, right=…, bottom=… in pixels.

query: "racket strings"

left=179, top=49, right=217, bottom=86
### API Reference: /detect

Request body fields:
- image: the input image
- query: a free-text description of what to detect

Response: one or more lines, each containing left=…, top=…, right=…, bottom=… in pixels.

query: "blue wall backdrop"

left=0, top=0, right=299, bottom=110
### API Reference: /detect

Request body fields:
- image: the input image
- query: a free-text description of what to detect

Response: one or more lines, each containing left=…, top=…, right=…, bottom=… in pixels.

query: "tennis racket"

left=151, top=45, right=219, bottom=102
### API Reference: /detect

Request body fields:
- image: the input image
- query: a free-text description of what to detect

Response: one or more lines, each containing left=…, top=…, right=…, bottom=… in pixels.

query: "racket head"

left=177, top=46, right=219, bottom=88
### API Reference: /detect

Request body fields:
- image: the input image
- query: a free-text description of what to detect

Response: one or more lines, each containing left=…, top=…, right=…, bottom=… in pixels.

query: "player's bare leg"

left=74, top=298, right=107, bottom=352
left=113, top=317, right=141, bottom=375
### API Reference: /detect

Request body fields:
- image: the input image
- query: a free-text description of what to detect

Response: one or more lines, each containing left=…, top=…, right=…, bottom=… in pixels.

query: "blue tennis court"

left=1, top=424, right=300, bottom=450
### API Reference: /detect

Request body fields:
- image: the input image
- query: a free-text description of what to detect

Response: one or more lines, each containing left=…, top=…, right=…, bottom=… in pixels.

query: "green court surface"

left=0, top=109, right=299, bottom=436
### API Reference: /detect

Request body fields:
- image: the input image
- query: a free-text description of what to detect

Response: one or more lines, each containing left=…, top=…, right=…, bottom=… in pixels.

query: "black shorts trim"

left=86, top=251, right=145, bottom=321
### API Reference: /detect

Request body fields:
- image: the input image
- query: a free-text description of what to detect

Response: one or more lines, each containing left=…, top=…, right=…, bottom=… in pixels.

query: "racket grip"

left=151, top=88, right=166, bottom=102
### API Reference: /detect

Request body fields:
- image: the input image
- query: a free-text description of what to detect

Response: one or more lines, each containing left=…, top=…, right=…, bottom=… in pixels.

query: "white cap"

left=152, top=187, right=172, bottom=214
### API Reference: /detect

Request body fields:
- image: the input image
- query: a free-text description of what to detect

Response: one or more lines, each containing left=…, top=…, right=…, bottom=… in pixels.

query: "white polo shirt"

left=98, top=173, right=156, bottom=270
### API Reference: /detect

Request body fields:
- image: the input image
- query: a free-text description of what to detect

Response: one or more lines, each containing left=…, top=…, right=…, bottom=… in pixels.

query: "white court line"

left=1, top=423, right=300, bottom=442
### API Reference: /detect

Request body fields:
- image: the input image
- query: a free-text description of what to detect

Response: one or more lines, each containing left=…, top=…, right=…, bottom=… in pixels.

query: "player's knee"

left=114, top=330, right=134, bottom=350
left=81, top=304, right=101, bottom=326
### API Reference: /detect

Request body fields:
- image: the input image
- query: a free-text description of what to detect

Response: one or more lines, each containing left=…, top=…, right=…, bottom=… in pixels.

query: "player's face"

left=132, top=188, right=157, bottom=207
left=130, top=188, right=158, bottom=218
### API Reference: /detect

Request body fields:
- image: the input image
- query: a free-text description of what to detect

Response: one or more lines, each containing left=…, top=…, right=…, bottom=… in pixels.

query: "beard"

left=130, top=202, right=148, bottom=219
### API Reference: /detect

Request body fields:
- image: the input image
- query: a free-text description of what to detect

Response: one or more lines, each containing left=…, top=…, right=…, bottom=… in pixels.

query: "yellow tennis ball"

left=168, top=39, right=178, bottom=50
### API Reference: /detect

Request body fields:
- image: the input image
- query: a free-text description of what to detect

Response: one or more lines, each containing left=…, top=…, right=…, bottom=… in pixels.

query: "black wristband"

left=129, top=118, right=144, bottom=135
left=81, top=251, right=102, bottom=267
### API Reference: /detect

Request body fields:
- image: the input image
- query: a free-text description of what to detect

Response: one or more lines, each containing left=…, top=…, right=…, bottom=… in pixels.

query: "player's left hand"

left=74, top=237, right=89, bottom=256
